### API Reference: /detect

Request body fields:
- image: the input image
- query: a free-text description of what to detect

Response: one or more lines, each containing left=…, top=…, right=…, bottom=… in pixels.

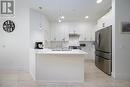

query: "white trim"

left=0, top=65, right=28, bottom=72
left=111, top=72, right=116, bottom=79
left=115, top=73, right=130, bottom=80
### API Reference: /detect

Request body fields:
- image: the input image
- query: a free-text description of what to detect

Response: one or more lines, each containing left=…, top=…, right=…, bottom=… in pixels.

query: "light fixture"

left=58, top=9, right=64, bottom=23
left=60, top=16, right=65, bottom=19
left=96, top=0, right=103, bottom=4
left=58, top=20, right=62, bottom=23
left=38, top=6, right=42, bottom=10
left=85, top=16, right=89, bottom=19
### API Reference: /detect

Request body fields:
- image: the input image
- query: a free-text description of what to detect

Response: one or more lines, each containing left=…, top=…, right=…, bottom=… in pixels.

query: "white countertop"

left=35, top=48, right=87, bottom=55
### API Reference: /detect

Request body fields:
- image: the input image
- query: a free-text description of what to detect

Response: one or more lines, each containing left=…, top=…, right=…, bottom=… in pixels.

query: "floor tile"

left=0, top=60, right=130, bottom=87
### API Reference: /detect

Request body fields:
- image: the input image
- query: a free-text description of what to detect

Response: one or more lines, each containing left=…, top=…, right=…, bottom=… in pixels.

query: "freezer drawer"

left=95, top=56, right=112, bottom=75
left=95, top=51, right=112, bottom=60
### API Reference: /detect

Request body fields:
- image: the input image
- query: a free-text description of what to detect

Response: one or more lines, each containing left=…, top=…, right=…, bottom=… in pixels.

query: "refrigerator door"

left=95, top=26, right=112, bottom=53
left=95, top=26, right=112, bottom=75
left=95, top=31, right=100, bottom=50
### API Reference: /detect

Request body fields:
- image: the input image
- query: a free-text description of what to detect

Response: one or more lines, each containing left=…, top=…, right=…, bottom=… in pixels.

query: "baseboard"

left=111, top=72, right=116, bottom=79
left=0, top=65, right=29, bottom=72
left=85, top=59, right=95, bottom=62
left=114, top=72, right=130, bottom=80
left=36, top=81, right=84, bottom=87
left=29, top=71, right=36, bottom=80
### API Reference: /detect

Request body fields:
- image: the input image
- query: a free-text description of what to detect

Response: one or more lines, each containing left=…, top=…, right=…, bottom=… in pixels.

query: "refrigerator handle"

left=97, top=32, right=100, bottom=47
left=98, top=33, right=101, bottom=47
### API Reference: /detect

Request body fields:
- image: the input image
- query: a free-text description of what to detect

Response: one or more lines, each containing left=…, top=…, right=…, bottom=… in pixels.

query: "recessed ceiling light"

left=58, top=20, right=62, bottom=23
left=85, top=16, right=89, bottom=19
left=96, top=0, right=103, bottom=4
left=60, top=16, right=65, bottom=19
left=38, top=6, right=42, bottom=10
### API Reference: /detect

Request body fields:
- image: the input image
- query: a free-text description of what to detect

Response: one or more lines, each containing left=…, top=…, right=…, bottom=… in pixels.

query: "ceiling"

left=31, top=0, right=112, bottom=22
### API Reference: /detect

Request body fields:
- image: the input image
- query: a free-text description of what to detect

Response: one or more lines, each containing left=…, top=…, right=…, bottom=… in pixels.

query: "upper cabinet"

left=78, top=23, right=96, bottom=41
left=50, top=23, right=69, bottom=41
left=40, top=15, right=50, bottom=42
left=50, top=22, right=96, bottom=41
left=68, top=23, right=80, bottom=35
left=30, top=9, right=50, bottom=48
left=96, top=9, right=112, bottom=31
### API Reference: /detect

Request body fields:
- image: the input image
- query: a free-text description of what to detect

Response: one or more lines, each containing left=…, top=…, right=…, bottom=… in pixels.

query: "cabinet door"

left=44, top=29, right=50, bottom=41
left=63, top=27, right=69, bottom=41
left=68, top=23, right=80, bottom=34
left=56, top=25, right=66, bottom=41
left=91, top=30, right=95, bottom=41
left=79, top=32, right=87, bottom=41
left=97, top=10, right=112, bottom=30
left=51, top=24, right=69, bottom=41
left=79, top=33, right=83, bottom=41
left=51, top=27, right=57, bottom=41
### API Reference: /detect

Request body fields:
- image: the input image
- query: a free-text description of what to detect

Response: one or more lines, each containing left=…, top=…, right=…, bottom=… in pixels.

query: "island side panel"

left=35, top=54, right=85, bottom=82
left=29, top=49, right=36, bottom=80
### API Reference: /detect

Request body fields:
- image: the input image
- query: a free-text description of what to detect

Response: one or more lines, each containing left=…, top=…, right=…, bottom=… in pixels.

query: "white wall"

left=30, top=9, right=50, bottom=48
left=112, top=0, right=130, bottom=79
left=0, top=0, right=30, bottom=71
left=96, top=9, right=112, bottom=31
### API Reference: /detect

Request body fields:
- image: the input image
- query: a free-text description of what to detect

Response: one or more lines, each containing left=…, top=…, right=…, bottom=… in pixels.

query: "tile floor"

left=0, top=60, right=130, bottom=87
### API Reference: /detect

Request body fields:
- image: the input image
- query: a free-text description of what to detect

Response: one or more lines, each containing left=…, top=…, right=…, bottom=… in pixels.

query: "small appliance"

left=35, top=42, right=43, bottom=49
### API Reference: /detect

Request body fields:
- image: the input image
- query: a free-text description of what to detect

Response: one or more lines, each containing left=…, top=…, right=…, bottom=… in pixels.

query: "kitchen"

left=0, top=0, right=130, bottom=87
left=29, top=0, right=101, bottom=82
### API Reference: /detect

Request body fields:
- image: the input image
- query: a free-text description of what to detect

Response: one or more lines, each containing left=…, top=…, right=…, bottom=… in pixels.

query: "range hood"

left=69, top=33, right=80, bottom=46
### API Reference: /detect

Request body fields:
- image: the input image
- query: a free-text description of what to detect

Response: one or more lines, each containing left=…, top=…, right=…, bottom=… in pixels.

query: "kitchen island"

left=29, top=49, right=87, bottom=82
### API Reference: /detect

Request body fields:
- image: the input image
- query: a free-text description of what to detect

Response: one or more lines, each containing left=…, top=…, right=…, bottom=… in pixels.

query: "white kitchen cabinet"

left=51, top=23, right=69, bottom=41
left=30, top=9, right=44, bottom=43
left=78, top=23, right=95, bottom=41
left=69, top=28, right=80, bottom=34
left=96, top=9, right=112, bottom=31
left=30, top=9, right=50, bottom=48
left=50, top=22, right=96, bottom=42
left=79, top=30, right=87, bottom=41
left=44, top=29, right=50, bottom=41
left=40, top=15, right=50, bottom=42
left=91, top=30, right=95, bottom=41
left=68, top=23, right=80, bottom=35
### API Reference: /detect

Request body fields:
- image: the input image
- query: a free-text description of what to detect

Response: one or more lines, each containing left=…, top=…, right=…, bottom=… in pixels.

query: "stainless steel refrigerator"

left=95, top=25, right=112, bottom=75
